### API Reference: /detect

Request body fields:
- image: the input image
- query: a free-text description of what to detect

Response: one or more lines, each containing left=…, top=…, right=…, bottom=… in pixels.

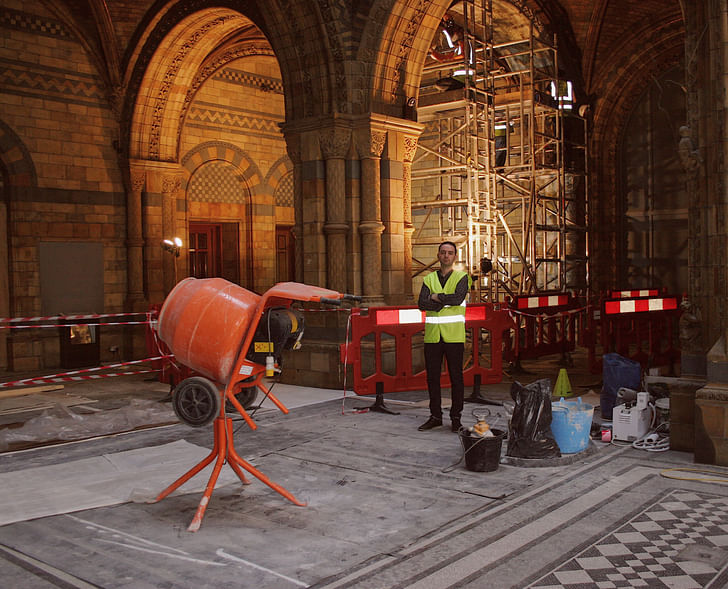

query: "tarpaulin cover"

left=601, top=353, right=641, bottom=420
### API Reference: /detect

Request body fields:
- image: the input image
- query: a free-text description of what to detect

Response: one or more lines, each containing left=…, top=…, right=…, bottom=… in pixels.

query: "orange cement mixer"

left=152, top=277, right=358, bottom=531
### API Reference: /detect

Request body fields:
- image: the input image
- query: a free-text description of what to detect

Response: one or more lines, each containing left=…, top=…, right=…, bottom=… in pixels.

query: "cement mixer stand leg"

left=154, top=416, right=306, bottom=532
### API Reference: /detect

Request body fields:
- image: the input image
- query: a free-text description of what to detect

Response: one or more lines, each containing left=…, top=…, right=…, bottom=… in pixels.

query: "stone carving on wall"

left=319, top=128, right=351, bottom=159
left=355, top=130, right=386, bottom=159
left=148, top=15, right=238, bottom=161
left=279, top=0, right=315, bottom=117
left=316, top=0, right=348, bottom=113
left=131, top=172, right=145, bottom=193
left=678, top=125, right=702, bottom=175
left=162, top=175, right=181, bottom=194
left=356, top=4, right=389, bottom=113
left=679, top=297, right=703, bottom=353
left=390, top=0, right=427, bottom=104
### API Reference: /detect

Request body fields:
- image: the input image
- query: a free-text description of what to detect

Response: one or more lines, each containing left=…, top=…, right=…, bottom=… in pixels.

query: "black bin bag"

left=506, top=378, right=561, bottom=459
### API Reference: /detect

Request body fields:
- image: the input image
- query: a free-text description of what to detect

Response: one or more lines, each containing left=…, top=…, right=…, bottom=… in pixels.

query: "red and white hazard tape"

left=0, top=321, right=151, bottom=330
left=609, top=289, right=659, bottom=299
left=2, top=369, right=158, bottom=386
left=0, top=311, right=154, bottom=324
left=508, top=305, right=585, bottom=318
left=0, top=355, right=173, bottom=388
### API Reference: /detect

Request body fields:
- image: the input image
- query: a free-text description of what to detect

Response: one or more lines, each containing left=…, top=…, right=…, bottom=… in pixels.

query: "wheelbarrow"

left=152, top=277, right=357, bottom=531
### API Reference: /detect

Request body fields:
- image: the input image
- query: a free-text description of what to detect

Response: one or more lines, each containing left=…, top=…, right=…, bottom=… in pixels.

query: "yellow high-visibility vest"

left=423, top=270, right=468, bottom=343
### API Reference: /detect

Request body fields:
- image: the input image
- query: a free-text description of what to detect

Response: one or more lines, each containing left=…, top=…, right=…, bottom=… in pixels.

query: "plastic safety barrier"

left=503, top=292, right=585, bottom=367
left=584, top=290, right=681, bottom=374
left=340, top=303, right=515, bottom=396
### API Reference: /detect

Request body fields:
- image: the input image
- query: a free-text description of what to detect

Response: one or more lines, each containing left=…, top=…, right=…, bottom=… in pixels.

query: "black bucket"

left=459, top=428, right=505, bottom=472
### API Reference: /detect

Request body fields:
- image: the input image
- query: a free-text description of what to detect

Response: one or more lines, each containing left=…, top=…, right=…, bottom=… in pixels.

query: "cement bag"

left=601, top=353, right=641, bottom=420
left=506, top=378, right=561, bottom=459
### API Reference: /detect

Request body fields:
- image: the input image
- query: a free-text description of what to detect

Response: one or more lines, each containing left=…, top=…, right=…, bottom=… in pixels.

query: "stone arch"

left=589, top=19, right=684, bottom=291
left=122, top=0, right=336, bottom=155
left=180, top=140, right=263, bottom=196
left=265, top=155, right=293, bottom=207
left=0, top=120, right=33, bottom=369
left=180, top=141, right=266, bottom=288
left=128, top=7, right=254, bottom=162
left=0, top=120, right=37, bottom=191
left=361, top=0, right=558, bottom=117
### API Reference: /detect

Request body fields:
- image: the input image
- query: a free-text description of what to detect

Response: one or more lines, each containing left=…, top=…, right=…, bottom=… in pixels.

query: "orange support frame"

left=154, top=281, right=348, bottom=532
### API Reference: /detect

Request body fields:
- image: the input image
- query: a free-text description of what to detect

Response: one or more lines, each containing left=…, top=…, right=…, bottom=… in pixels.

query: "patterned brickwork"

left=188, top=161, right=247, bottom=204
left=274, top=172, right=294, bottom=207
left=0, top=6, right=70, bottom=38
left=215, top=67, right=284, bottom=94
left=186, top=106, right=283, bottom=137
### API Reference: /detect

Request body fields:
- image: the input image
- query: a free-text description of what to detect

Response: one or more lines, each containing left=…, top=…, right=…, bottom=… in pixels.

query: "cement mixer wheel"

left=226, top=377, right=258, bottom=412
left=172, top=377, right=220, bottom=427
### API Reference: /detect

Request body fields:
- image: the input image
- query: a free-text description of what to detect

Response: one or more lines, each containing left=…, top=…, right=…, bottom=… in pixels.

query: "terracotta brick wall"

left=1, top=1, right=126, bottom=370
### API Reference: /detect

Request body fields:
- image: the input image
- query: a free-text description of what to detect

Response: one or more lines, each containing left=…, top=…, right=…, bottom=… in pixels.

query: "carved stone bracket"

left=403, top=135, right=419, bottom=164
left=131, top=172, right=145, bottom=193
left=162, top=175, right=182, bottom=194
left=355, top=129, right=386, bottom=159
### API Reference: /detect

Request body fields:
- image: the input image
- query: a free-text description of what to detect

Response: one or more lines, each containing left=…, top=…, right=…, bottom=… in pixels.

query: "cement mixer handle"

left=343, top=293, right=362, bottom=302
left=319, top=296, right=343, bottom=306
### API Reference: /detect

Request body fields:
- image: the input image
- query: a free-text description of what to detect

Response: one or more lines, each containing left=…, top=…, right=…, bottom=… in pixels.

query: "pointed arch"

left=180, top=140, right=263, bottom=196
left=0, top=120, right=37, bottom=191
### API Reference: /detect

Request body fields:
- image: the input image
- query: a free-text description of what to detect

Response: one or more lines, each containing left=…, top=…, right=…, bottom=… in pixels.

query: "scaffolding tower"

left=411, top=0, right=588, bottom=301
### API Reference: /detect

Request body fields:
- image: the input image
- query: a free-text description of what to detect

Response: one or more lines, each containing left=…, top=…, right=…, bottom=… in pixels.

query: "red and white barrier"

left=514, top=294, right=570, bottom=310
left=604, top=297, right=678, bottom=315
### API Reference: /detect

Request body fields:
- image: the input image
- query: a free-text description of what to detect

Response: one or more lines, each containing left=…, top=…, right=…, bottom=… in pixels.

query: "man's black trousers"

left=424, top=340, right=464, bottom=421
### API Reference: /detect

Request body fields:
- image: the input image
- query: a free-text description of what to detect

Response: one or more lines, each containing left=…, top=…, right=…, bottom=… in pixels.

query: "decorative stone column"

left=126, top=169, right=146, bottom=310
left=683, top=0, right=728, bottom=466
left=380, top=130, right=407, bottom=303
left=161, top=174, right=182, bottom=294
left=0, top=192, right=8, bottom=370
left=355, top=128, right=386, bottom=304
left=285, top=135, right=304, bottom=283
left=402, top=135, right=418, bottom=299
left=320, top=127, right=351, bottom=293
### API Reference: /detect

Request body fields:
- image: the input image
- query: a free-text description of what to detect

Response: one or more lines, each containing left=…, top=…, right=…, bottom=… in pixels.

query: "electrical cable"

left=340, top=310, right=368, bottom=415
left=631, top=435, right=670, bottom=452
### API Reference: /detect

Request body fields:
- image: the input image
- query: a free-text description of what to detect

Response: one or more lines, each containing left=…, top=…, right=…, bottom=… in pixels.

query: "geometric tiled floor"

left=529, top=491, right=728, bottom=588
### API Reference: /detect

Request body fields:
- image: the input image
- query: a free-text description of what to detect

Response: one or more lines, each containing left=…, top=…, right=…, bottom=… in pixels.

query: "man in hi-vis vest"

left=417, top=241, right=471, bottom=432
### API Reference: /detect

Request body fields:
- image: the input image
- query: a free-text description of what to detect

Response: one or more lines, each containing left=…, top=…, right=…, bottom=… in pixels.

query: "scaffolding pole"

left=411, top=0, right=588, bottom=302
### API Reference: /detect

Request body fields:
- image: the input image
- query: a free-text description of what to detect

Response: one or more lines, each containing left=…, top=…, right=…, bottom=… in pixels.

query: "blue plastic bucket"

left=550, top=398, right=594, bottom=453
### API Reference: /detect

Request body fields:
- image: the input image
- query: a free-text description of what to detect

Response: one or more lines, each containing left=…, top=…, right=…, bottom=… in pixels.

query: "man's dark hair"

left=438, top=241, right=457, bottom=252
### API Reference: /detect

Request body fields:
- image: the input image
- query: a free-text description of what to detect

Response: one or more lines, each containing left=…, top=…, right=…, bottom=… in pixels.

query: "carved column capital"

left=131, top=172, right=145, bottom=193
left=162, top=175, right=182, bottom=194
left=403, top=135, right=419, bottom=163
left=355, top=129, right=386, bottom=159
left=320, top=127, right=351, bottom=160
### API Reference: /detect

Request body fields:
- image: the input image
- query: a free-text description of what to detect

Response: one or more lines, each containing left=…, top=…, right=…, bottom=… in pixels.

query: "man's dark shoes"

left=418, top=416, right=443, bottom=431
left=451, top=419, right=462, bottom=432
